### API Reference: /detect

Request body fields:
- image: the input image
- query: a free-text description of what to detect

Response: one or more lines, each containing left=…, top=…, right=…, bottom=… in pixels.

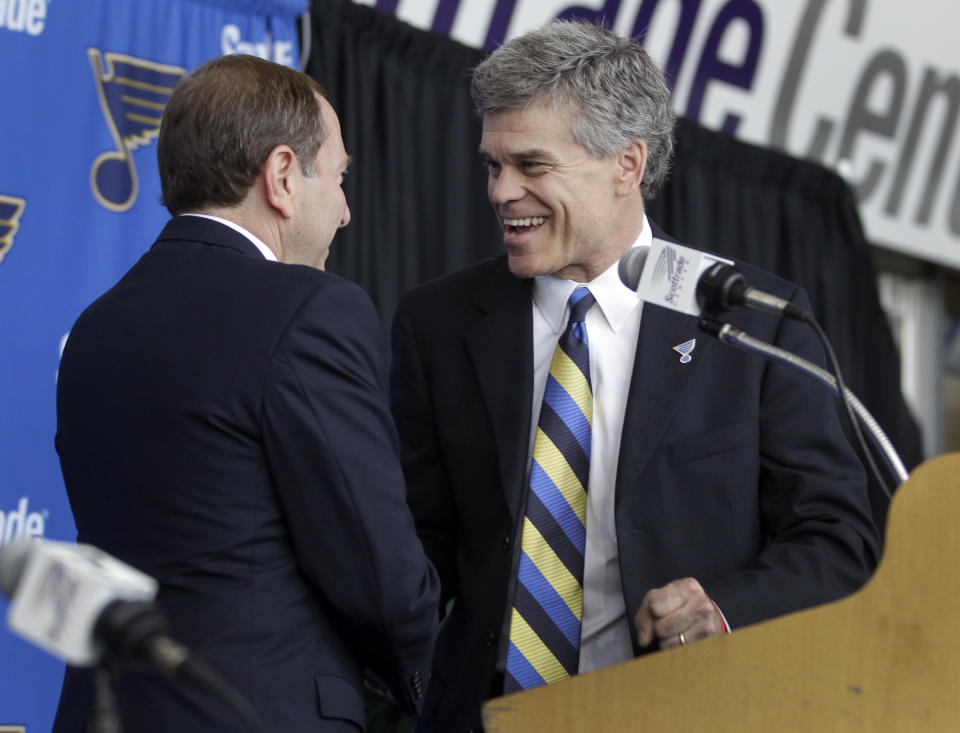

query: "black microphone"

left=1, top=538, right=189, bottom=673
left=3, top=539, right=264, bottom=731
left=618, top=243, right=809, bottom=320
left=696, top=262, right=808, bottom=320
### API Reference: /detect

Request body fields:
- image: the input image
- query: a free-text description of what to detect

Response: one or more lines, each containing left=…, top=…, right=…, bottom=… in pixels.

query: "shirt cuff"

left=712, top=601, right=731, bottom=634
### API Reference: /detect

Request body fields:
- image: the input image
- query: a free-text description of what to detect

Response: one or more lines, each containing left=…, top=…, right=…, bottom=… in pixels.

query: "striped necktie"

left=505, top=287, right=596, bottom=692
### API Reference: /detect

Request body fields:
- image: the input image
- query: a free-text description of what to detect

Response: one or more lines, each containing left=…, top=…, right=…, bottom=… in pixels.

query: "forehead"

left=317, top=95, right=337, bottom=129
left=317, top=96, right=348, bottom=161
left=479, top=103, right=581, bottom=158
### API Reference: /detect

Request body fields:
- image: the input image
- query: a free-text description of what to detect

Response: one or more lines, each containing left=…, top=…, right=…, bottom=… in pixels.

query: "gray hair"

left=471, top=21, right=675, bottom=199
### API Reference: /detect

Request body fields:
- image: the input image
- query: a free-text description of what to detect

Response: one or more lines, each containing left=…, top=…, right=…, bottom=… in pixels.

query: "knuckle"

left=680, top=576, right=702, bottom=594
left=693, top=596, right=714, bottom=617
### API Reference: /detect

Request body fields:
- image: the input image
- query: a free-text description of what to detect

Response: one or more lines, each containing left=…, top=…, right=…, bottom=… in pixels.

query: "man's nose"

left=488, top=168, right=524, bottom=205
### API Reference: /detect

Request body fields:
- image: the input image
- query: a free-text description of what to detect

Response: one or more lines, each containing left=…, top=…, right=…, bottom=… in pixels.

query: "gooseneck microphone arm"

left=699, top=315, right=908, bottom=490
left=694, top=262, right=898, bottom=498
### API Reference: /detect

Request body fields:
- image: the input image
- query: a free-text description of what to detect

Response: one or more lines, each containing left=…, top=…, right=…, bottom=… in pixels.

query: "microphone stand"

left=699, top=315, right=909, bottom=488
left=88, top=660, right=123, bottom=733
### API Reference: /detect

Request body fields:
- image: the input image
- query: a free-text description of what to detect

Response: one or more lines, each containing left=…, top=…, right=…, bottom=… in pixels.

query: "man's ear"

left=615, top=140, right=647, bottom=196
left=262, top=145, right=298, bottom=218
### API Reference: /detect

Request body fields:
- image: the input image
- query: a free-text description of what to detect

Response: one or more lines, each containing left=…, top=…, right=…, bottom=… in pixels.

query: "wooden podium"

left=482, top=453, right=960, bottom=732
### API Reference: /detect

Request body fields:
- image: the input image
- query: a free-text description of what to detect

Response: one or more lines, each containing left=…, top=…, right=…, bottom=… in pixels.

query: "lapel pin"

left=673, top=338, right=696, bottom=364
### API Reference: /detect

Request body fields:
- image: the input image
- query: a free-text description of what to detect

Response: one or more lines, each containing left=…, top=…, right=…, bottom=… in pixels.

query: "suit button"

left=483, top=629, right=497, bottom=647
left=502, top=535, right=511, bottom=550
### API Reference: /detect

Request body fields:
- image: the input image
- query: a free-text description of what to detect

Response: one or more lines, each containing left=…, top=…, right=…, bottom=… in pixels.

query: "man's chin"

left=506, top=254, right=543, bottom=279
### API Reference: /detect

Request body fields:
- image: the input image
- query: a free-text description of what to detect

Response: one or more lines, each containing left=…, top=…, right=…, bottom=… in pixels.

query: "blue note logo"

left=88, top=49, right=186, bottom=213
left=0, top=194, right=26, bottom=266
left=672, top=338, right=697, bottom=364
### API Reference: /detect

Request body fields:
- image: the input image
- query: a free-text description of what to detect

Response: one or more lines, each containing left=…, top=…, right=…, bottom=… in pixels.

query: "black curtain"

left=305, top=0, right=922, bottom=528
left=305, top=0, right=500, bottom=332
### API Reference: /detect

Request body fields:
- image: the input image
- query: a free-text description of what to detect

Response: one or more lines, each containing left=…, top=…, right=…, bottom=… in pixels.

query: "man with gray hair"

left=391, top=21, right=878, bottom=732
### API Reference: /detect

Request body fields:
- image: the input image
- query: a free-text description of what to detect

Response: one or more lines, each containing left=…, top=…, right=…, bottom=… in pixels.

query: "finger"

left=645, top=580, right=688, bottom=620
left=658, top=630, right=687, bottom=650
left=653, top=586, right=725, bottom=646
left=634, top=596, right=655, bottom=646
left=634, top=580, right=688, bottom=646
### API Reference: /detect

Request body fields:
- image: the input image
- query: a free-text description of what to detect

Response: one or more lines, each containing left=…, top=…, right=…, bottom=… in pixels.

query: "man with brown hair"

left=54, top=54, right=438, bottom=732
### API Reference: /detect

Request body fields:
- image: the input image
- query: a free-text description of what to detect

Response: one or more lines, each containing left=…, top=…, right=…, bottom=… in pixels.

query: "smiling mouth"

left=503, top=216, right=547, bottom=236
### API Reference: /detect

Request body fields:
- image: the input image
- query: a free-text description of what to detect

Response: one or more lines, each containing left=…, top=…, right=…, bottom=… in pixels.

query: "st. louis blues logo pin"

left=673, top=339, right=696, bottom=364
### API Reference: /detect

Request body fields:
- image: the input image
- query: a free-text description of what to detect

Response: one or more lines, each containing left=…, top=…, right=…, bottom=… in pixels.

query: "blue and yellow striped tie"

left=505, top=287, right=596, bottom=692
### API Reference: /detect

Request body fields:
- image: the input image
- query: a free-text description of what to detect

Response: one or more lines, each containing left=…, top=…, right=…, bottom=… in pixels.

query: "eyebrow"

left=478, top=147, right=559, bottom=163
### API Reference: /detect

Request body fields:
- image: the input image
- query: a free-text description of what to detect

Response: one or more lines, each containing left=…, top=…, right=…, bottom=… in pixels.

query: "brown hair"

left=158, top=54, right=326, bottom=215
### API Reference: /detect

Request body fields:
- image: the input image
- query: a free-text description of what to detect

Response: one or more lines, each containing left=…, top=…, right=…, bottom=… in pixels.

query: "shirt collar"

left=180, top=213, right=278, bottom=262
left=533, top=215, right=651, bottom=334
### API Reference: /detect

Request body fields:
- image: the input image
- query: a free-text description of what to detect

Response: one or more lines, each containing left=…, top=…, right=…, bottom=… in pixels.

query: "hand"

left=634, top=577, right=725, bottom=649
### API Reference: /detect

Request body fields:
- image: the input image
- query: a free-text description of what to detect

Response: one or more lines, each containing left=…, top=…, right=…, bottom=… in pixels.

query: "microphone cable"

left=797, top=311, right=895, bottom=502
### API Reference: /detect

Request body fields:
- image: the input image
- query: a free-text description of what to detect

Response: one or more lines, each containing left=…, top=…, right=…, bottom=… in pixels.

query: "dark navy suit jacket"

left=54, top=216, right=438, bottom=732
left=390, top=227, right=880, bottom=733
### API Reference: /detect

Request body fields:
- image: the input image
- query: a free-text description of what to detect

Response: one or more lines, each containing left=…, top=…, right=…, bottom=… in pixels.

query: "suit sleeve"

left=707, top=285, right=882, bottom=628
left=389, top=293, right=460, bottom=612
left=261, top=277, right=438, bottom=715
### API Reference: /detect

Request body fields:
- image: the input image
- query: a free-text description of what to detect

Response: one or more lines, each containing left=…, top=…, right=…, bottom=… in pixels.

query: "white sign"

left=357, top=0, right=960, bottom=270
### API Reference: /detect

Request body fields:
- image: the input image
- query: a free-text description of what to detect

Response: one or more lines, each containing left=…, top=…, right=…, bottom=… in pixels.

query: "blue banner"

left=0, top=0, right=306, bottom=728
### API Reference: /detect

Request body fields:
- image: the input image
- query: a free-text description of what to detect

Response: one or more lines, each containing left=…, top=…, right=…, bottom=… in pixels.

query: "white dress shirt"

left=527, top=217, right=652, bottom=673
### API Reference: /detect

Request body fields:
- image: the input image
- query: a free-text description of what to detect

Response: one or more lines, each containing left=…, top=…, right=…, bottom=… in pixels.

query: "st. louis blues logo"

left=0, top=195, right=26, bottom=265
left=88, top=49, right=186, bottom=213
left=673, top=338, right=696, bottom=364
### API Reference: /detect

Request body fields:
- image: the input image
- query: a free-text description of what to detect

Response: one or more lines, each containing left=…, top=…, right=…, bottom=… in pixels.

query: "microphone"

left=696, top=262, right=807, bottom=320
left=3, top=539, right=265, bottom=731
left=618, top=240, right=808, bottom=320
left=618, top=240, right=733, bottom=317
left=617, top=243, right=651, bottom=291
left=1, top=538, right=186, bottom=670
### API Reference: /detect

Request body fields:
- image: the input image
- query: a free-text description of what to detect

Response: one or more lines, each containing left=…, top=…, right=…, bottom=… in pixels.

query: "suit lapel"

left=465, top=264, right=534, bottom=522
left=461, top=231, right=719, bottom=519
left=615, top=295, right=716, bottom=498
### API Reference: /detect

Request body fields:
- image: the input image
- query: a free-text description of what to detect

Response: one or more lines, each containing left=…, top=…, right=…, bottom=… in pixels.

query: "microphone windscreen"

left=618, top=246, right=649, bottom=291
left=695, top=262, right=746, bottom=314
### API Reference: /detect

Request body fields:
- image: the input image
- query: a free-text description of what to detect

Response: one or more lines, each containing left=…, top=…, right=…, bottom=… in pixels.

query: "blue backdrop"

left=0, top=0, right=306, bottom=728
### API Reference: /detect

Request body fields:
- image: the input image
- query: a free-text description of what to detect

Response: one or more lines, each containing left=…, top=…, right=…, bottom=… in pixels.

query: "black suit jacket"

left=54, top=216, right=438, bottom=732
left=390, top=232, right=880, bottom=733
